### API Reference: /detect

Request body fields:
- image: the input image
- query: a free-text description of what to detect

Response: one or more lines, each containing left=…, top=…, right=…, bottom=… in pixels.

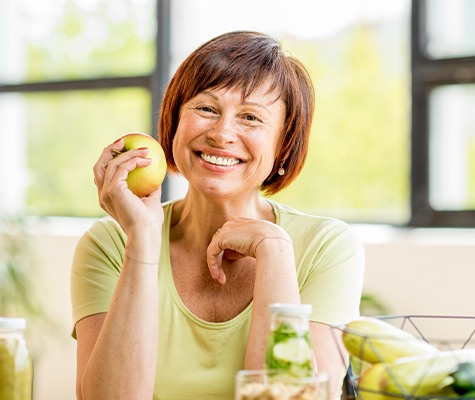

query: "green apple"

left=117, top=132, right=167, bottom=197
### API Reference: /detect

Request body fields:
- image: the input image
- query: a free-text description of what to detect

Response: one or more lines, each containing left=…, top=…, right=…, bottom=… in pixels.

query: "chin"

left=191, top=181, right=242, bottom=200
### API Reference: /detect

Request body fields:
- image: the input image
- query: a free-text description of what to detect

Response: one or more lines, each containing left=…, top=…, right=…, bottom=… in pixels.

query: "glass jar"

left=235, top=369, right=329, bottom=400
left=265, top=303, right=314, bottom=377
left=0, top=317, right=33, bottom=400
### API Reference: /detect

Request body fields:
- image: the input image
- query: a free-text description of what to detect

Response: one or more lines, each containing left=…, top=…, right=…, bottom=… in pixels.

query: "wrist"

left=124, top=253, right=159, bottom=265
left=254, top=236, right=293, bottom=257
left=125, top=230, right=162, bottom=264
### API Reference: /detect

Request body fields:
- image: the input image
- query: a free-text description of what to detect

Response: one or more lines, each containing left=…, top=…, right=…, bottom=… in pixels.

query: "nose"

left=206, top=115, right=237, bottom=146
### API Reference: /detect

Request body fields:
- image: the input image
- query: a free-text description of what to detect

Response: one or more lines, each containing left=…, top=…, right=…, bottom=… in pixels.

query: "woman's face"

left=172, top=81, right=286, bottom=200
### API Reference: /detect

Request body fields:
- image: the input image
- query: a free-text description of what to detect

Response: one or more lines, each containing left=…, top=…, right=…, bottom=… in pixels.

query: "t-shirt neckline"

left=160, top=199, right=255, bottom=329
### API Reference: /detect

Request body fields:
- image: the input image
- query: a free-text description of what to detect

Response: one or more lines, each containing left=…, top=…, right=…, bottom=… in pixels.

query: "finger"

left=102, top=148, right=151, bottom=191
left=207, top=251, right=225, bottom=283
left=223, top=249, right=245, bottom=261
left=110, top=137, right=125, bottom=154
left=93, top=138, right=125, bottom=189
left=207, top=237, right=226, bottom=285
left=142, top=185, right=163, bottom=206
left=97, top=151, right=151, bottom=214
left=144, top=185, right=162, bottom=199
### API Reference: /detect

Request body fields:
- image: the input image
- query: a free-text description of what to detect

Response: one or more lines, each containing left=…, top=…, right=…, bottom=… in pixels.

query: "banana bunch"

left=342, top=317, right=475, bottom=400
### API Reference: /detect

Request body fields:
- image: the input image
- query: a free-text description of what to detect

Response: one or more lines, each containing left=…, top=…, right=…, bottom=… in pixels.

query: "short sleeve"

left=70, top=218, right=126, bottom=338
left=298, top=220, right=365, bottom=326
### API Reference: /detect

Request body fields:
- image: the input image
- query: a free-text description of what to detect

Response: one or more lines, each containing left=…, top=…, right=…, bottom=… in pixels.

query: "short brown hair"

left=158, top=31, right=315, bottom=195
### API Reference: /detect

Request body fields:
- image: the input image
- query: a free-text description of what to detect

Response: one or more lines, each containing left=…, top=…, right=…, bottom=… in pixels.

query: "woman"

left=71, top=31, right=365, bottom=400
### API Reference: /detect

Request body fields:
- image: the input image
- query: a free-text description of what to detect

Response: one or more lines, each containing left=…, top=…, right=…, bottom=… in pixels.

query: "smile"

left=200, top=152, right=241, bottom=166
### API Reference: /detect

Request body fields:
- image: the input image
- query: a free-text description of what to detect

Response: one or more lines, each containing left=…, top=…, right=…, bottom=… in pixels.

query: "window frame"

left=411, top=0, right=475, bottom=227
left=5, top=0, right=475, bottom=226
left=0, top=0, right=171, bottom=202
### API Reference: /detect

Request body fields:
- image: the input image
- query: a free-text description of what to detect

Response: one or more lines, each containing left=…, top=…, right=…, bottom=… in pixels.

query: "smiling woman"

left=71, top=31, right=365, bottom=400
left=160, top=32, right=314, bottom=196
left=0, top=1, right=416, bottom=400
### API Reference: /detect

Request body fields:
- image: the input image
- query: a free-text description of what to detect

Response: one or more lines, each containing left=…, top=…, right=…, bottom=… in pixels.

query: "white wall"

left=27, top=222, right=475, bottom=400
left=359, top=226, right=475, bottom=317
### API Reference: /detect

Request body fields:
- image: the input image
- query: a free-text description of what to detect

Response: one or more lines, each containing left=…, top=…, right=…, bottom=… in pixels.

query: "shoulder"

left=76, top=200, right=175, bottom=254
left=72, top=217, right=126, bottom=274
left=81, top=216, right=126, bottom=246
left=269, top=199, right=356, bottom=239
left=268, top=199, right=364, bottom=260
left=81, top=200, right=175, bottom=243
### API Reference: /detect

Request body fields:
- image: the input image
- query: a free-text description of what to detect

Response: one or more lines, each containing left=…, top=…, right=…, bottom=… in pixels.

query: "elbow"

left=76, top=382, right=83, bottom=400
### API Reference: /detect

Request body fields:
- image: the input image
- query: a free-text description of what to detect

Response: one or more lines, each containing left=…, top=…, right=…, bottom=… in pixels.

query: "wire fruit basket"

left=331, top=315, right=475, bottom=400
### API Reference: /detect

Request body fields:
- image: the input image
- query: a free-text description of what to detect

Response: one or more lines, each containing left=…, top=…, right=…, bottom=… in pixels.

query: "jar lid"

left=269, top=303, right=312, bottom=315
left=0, top=317, right=27, bottom=330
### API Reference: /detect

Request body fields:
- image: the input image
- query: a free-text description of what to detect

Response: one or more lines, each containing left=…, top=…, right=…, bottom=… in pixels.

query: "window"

left=0, top=0, right=168, bottom=217
left=2, top=0, right=416, bottom=226
left=411, top=0, right=475, bottom=226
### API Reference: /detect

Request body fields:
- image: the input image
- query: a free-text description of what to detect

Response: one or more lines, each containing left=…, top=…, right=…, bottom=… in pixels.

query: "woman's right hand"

left=93, top=137, right=164, bottom=235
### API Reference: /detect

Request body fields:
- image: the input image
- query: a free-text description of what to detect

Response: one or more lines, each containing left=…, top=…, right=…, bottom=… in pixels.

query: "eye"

left=196, top=105, right=215, bottom=114
left=242, top=113, right=261, bottom=123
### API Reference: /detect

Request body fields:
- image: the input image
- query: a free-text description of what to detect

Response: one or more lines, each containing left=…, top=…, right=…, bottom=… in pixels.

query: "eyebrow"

left=200, top=90, right=274, bottom=116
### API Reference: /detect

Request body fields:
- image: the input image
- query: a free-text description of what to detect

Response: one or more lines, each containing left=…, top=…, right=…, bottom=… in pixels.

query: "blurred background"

left=0, top=0, right=474, bottom=398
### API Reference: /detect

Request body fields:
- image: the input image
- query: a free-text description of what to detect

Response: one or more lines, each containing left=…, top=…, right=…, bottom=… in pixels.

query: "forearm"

left=244, top=239, right=300, bottom=369
left=311, top=324, right=349, bottom=400
left=80, top=233, right=160, bottom=400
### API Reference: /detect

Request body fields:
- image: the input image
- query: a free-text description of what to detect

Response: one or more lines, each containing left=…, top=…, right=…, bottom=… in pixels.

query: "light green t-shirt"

left=71, top=199, right=365, bottom=400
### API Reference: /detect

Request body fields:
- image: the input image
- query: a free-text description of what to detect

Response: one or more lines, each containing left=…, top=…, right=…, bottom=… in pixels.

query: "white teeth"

left=201, top=153, right=240, bottom=166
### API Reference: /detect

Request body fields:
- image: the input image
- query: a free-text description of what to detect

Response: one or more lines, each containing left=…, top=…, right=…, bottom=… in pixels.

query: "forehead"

left=203, top=79, right=284, bottom=106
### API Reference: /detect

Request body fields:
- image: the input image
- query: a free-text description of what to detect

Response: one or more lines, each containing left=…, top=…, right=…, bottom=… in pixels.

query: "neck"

left=169, top=189, right=274, bottom=246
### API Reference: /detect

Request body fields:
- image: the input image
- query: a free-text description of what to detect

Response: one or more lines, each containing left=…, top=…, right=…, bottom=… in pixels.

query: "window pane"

left=425, top=0, right=475, bottom=59
left=0, top=0, right=155, bottom=84
left=0, top=88, right=151, bottom=217
left=170, top=0, right=410, bottom=224
left=429, top=84, right=475, bottom=211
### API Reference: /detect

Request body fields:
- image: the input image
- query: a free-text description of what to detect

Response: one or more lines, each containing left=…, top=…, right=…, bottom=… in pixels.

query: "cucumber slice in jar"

left=273, top=338, right=313, bottom=364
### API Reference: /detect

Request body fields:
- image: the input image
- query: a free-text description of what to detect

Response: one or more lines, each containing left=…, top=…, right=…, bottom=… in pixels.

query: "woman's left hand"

left=206, top=217, right=293, bottom=284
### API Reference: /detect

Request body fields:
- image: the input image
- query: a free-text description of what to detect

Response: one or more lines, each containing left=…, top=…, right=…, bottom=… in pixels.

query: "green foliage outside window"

left=20, top=3, right=409, bottom=223
left=25, top=88, right=151, bottom=217
left=20, top=0, right=154, bottom=217
left=271, top=24, right=410, bottom=223
left=24, top=0, right=155, bottom=82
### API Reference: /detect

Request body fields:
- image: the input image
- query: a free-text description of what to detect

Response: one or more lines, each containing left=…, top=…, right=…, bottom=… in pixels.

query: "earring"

left=278, top=163, right=285, bottom=176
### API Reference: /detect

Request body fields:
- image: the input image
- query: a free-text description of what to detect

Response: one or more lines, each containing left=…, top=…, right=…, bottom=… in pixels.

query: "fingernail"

left=137, top=147, right=148, bottom=151
left=113, top=137, right=123, bottom=144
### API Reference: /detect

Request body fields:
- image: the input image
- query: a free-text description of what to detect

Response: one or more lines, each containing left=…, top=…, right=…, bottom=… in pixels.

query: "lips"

left=200, top=152, right=241, bottom=166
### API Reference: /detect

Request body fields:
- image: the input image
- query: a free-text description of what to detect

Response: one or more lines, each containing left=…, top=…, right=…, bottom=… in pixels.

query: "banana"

left=358, top=363, right=391, bottom=400
left=342, top=317, right=438, bottom=363
left=358, top=349, right=475, bottom=400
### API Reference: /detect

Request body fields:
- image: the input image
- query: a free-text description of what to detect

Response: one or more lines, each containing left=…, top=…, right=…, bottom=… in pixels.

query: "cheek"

left=171, top=127, right=187, bottom=171
left=259, top=131, right=282, bottom=161
left=171, top=135, right=189, bottom=171
left=250, top=137, right=280, bottom=175
left=174, top=117, right=204, bottom=143
left=172, top=120, right=191, bottom=151
left=171, top=120, right=202, bottom=171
